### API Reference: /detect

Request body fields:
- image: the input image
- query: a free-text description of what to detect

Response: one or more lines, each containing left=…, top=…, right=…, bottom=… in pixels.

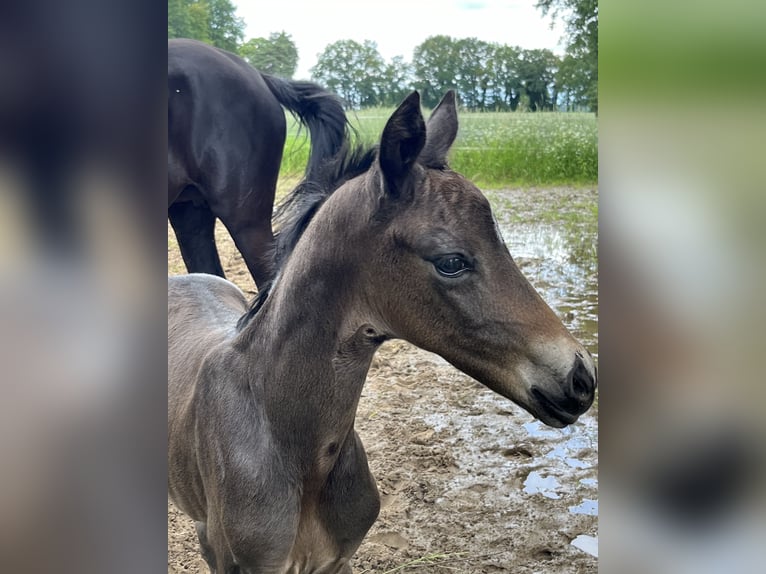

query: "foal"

left=168, top=91, right=596, bottom=573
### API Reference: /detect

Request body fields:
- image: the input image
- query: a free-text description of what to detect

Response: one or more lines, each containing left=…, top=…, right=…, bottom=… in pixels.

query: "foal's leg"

left=195, top=521, right=218, bottom=572
left=203, top=520, right=242, bottom=574
left=168, top=201, right=225, bottom=277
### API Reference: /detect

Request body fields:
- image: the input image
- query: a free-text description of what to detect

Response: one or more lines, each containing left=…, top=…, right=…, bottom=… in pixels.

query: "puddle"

left=546, top=432, right=596, bottom=469
left=523, top=420, right=566, bottom=439
left=491, top=188, right=599, bottom=511
left=419, top=188, right=599, bottom=515
left=569, top=499, right=598, bottom=515
left=571, top=534, right=599, bottom=557
left=489, top=188, right=599, bottom=355
left=523, top=471, right=562, bottom=499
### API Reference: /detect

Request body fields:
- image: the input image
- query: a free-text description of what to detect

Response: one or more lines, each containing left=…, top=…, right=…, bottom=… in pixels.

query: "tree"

left=555, top=53, right=591, bottom=110
left=300, top=34, right=562, bottom=112
left=239, top=32, right=298, bottom=78
left=168, top=0, right=243, bottom=52
left=168, top=0, right=188, bottom=38
left=536, top=0, right=597, bottom=112
left=207, top=0, right=245, bottom=52
left=168, top=0, right=210, bottom=43
left=311, top=40, right=386, bottom=109
left=473, top=41, right=499, bottom=110
left=519, top=49, right=558, bottom=111
left=453, top=38, right=496, bottom=110
left=412, top=36, right=460, bottom=108
left=494, top=44, right=523, bottom=110
left=379, top=56, right=414, bottom=107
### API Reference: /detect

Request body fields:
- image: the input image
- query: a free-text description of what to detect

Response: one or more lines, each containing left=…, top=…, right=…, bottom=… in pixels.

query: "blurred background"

left=1, top=1, right=764, bottom=572
left=0, top=1, right=167, bottom=573
left=599, top=1, right=766, bottom=572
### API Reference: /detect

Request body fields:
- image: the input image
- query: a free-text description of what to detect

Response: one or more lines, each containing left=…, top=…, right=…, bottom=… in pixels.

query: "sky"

left=232, top=0, right=566, bottom=79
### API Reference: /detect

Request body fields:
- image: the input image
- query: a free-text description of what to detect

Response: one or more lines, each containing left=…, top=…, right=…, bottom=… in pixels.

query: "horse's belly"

left=173, top=185, right=207, bottom=207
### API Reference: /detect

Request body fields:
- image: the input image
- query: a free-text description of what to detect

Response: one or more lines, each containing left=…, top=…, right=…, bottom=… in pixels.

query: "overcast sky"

left=233, top=0, right=566, bottom=79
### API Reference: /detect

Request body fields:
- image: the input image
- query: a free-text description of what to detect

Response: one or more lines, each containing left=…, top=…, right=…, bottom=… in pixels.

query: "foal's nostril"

left=570, top=355, right=595, bottom=399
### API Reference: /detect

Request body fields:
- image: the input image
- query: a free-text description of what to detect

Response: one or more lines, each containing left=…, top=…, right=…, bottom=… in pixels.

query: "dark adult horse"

left=168, top=38, right=348, bottom=287
left=168, top=91, right=597, bottom=573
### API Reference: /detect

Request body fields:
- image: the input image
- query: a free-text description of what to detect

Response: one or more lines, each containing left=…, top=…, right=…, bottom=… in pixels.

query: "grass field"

left=281, top=109, right=597, bottom=188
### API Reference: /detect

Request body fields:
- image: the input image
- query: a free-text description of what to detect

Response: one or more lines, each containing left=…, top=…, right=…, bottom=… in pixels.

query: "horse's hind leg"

left=168, top=200, right=225, bottom=277
left=227, top=223, right=275, bottom=290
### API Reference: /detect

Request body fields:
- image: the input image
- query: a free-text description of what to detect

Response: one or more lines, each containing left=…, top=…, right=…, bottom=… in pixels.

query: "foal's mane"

left=236, top=143, right=377, bottom=330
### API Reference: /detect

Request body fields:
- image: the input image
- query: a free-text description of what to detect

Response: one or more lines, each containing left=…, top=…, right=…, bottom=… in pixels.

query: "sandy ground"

left=167, top=193, right=598, bottom=573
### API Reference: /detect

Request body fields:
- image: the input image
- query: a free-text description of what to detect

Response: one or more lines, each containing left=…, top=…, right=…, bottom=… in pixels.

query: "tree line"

left=168, top=0, right=596, bottom=113
left=311, top=37, right=592, bottom=112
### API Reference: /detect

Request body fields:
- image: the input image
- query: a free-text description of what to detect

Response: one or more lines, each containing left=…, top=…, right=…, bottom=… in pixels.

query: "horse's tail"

left=260, top=73, right=349, bottom=179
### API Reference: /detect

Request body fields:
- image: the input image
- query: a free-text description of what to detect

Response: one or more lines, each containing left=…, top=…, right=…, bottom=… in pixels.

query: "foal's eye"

left=434, top=255, right=471, bottom=277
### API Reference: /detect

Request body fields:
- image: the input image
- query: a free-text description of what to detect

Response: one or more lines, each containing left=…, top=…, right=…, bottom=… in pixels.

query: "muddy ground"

left=167, top=188, right=598, bottom=573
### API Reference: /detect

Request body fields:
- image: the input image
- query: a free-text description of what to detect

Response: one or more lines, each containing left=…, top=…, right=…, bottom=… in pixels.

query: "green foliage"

left=411, top=35, right=461, bottom=108
left=311, top=40, right=386, bottom=108
left=518, top=48, right=559, bottom=111
left=206, top=0, right=244, bottom=52
left=239, top=32, right=298, bottom=78
left=556, top=53, right=593, bottom=110
left=494, top=44, right=524, bottom=110
left=168, top=0, right=210, bottom=43
left=412, top=36, right=560, bottom=112
left=536, top=0, right=598, bottom=112
left=279, top=110, right=597, bottom=187
left=379, top=56, right=413, bottom=107
left=309, top=35, right=576, bottom=112
left=167, top=0, right=244, bottom=53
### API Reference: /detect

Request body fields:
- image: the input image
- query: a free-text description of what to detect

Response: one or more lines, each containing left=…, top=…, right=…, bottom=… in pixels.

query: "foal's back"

left=168, top=274, right=247, bottom=332
left=168, top=274, right=246, bottom=412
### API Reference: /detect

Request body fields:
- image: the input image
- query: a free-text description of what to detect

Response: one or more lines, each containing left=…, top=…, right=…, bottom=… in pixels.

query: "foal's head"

left=269, top=91, right=597, bottom=427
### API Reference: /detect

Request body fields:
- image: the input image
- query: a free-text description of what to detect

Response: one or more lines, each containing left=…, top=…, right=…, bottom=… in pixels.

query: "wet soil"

left=167, top=187, right=599, bottom=573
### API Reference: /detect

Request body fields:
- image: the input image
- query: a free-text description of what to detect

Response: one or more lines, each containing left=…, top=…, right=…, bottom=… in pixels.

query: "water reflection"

left=488, top=188, right=600, bottom=536
left=488, top=188, right=599, bottom=356
left=523, top=470, right=562, bottom=499
left=569, top=499, right=599, bottom=516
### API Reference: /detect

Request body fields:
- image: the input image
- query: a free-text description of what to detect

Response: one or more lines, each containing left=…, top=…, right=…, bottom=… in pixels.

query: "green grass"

left=280, top=109, right=597, bottom=188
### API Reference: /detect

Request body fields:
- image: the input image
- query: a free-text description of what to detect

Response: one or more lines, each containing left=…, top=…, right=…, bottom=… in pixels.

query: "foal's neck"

left=234, top=189, right=380, bottom=462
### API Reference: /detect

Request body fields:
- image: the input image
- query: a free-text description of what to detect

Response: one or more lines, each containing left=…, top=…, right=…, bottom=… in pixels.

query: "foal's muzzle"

left=531, top=353, right=597, bottom=428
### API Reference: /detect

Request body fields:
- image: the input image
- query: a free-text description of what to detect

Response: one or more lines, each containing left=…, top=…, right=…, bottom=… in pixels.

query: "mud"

left=167, top=187, right=598, bottom=573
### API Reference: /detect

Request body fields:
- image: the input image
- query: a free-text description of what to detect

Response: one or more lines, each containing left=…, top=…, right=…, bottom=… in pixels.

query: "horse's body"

left=168, top=91, right=597, bottom=573
left=168, top=38, right=347, bottom=287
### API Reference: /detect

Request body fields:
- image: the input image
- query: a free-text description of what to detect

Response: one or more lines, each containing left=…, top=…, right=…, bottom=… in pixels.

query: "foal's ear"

left=420, top=90, right=458, bottom=168
left=379, top=91, right=426, bottom=196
